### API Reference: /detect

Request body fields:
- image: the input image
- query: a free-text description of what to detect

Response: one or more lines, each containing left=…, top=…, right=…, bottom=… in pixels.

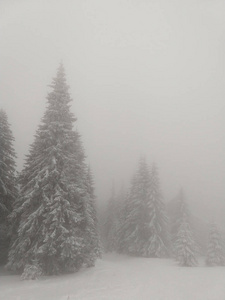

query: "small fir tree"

left=122, top=158, right=152, bottom=255
left=118, top=158, right=168, bottom=257
left=170, top=188, right=189, bottom=243
left=7, top=64, right=98, bottom=275
left=146, top=164, right=168, bottom=257
left=114, top=185, right=127, bottom=252
left=174, top=214, right=198, bottom=267
left=116, top=186, right=134, bottom=254
left=0, top=110, right=17, bottom=265
left=104, top=183, right=118, bottom=252
left=205, top=223, right=225, bottom=266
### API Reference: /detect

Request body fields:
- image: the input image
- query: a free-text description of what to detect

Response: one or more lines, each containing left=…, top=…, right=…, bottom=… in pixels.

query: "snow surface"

left=1, top=254, right=225, bottom=300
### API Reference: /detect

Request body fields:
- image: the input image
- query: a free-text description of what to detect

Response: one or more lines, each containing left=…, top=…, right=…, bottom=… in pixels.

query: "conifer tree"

left=170, top=188, right=205, bottom=257
left=170, top=188, right=189, bottom=243
left=205, top=223, right=225, bottom=266
left=121, top=158, right=151, bottom=256
left=0, top=110, right=17, bottom=264
left=104, top=183, right=118, bottom=252
left=7, top=64, right=98, bottom=276
left=116, top=188, right=133, bottom=254
left=118, top=158, right=168, bottom=257
left=146, top=164, right=168, bottom=257
left=174, top=214, right=198, bottom=267
left=114, top=185, right=127, bottom=252
left=83, top=166, right=102, bottom=266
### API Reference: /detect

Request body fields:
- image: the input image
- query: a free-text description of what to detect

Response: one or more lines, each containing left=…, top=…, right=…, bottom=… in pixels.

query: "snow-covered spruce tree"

left=118, top=158, right=151, bottom=256
left=118, top=158, right=168, bottom=257
left=103, top=183, right=118, bottom=252
left=7, top=64, right=98, bottom=276
left=174, top=213, right=198, bottom=267
left=116, top=189, right=133, bottom=254
left=205, top=223, right=225, bottom=266
left=169, top=189, right=206, bottom=255
left=146, top=163, right=168, bottom=257
left=170, top=188, right=189, bottom=244
left=0, top=109, right=17, bottom=265
left=82, top=166, right=102, bottom=266
left=114, top=185, right=127, bottom=252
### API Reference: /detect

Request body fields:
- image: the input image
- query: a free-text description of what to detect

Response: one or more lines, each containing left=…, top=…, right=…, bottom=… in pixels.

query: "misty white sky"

left=1, top=0, right=224, bottom=225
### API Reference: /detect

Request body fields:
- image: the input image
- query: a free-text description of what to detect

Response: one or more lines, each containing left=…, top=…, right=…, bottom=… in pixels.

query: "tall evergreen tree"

left=0, top=110, right=17, bottom=264
left=83, top=166, right=102, bottom=265
left=172, top=190, right=198, bottom=266
left=170, top=188, right=189, bottom=243
left=123, top=158, right=152, bottom=256
left=168, top=189, right=207, bottom=255
left=174, top=214, right=198, bottom=266
left=205, top=222, right=225, bottom=266
left=104, top=183, right=118, bottom=252
left=7, top=64, right=98, bottom=276
left=118, top=158, right=168, bottom=257
left=114, top=185, right=127, bottom=252
left=147, top=164, right=168, bottom=257
left=116, top=186, right=133, bottom=254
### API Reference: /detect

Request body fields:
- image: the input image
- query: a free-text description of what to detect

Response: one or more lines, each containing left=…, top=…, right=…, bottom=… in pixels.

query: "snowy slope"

left=1, top=254, right=225, bottom=300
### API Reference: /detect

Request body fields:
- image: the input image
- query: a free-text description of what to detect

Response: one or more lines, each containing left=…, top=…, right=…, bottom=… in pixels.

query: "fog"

left=1, top=0, right=224, bottom=225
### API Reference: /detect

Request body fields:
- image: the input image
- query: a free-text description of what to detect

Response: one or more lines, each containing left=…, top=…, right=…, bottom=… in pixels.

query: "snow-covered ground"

left=1, top=254, right=225, bottom=300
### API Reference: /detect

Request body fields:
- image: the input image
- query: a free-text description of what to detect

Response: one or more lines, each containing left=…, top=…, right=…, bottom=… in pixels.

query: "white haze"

left=0, top=0, right=224, bottom=225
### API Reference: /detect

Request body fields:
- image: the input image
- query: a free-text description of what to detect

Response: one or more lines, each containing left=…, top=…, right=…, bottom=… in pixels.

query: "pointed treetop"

left=56, top=62, right=66, bottom=84
left=0, top=109, right=15, bottom=147
left=138, top=155, right=147, bottom=166
left=0, top=109, right=7, bottom=119
left=48, top=62, right=69, bottom=95
left=137, top=155, right=149, bottom=174
left=58, top=61, right=65, bottom=76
